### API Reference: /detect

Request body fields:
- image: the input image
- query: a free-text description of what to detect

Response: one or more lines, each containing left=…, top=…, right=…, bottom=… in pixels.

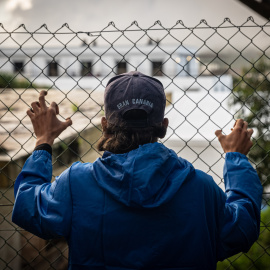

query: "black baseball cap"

left=104, top=71, right=166, bottom=128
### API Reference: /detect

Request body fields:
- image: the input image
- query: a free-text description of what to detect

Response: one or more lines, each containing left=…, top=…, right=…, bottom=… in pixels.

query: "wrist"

left=225, top=152, right=248, bottom=160
left=224, top=149, right=247, bottom=156
left=35, top=137, right=54, bottom=147
left=34, top=143, right=53, bottom=155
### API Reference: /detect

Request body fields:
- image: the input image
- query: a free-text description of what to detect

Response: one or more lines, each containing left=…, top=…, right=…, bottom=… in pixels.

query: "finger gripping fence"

left=0, top=19, right=270, bottom=269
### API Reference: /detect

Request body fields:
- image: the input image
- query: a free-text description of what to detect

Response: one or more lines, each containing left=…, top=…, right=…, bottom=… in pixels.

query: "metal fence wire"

left=0, top=18, right=270, bottom=269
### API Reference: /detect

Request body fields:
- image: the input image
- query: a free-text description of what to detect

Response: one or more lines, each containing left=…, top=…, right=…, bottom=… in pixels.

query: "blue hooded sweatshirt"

left=12, top=143, right=262, bottom=270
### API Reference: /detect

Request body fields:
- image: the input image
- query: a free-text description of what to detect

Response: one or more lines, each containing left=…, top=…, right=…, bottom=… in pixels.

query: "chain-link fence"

left=0, top=18, right=270, bottom=269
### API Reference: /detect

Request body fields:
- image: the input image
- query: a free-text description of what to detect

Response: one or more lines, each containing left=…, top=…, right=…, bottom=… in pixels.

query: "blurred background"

left=0, top=0, right=270, bottom=269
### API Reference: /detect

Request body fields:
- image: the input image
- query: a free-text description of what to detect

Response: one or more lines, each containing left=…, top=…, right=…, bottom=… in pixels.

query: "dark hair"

left=97, top=110, right=167, bottom=154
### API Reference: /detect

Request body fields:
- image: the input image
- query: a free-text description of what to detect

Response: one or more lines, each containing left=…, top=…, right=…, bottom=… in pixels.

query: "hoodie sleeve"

left=12, top=150, right=72, bottom=240
left=217, top=152, right=263, bottom=261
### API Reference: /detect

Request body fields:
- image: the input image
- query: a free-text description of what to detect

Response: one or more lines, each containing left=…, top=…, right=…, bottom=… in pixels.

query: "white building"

left=0, top=43, right=199, bottom=87
left=0, top=42, right=233, bottom=187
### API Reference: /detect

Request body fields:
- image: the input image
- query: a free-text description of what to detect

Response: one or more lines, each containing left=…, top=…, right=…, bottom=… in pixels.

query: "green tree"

left=0, top=72, right=40, bottom=88
left=230, top=57, right=270, bottom=187
left=217, top=58, right=270, bottom=268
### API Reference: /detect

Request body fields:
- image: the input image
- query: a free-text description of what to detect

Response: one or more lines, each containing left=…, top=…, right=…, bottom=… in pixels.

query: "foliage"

left=220, top=57, right=270, bottom=269
left=0, top=72, right=40, bottom=88
left=71, top=103, right=79, bottom=113
left=217, top=204, right=270, bottom=269
left=230, top=57, right=270, bottom=187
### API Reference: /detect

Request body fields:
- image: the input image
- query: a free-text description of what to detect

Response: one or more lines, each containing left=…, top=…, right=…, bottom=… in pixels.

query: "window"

left=48, top=62, right=58, bottom=77
left=81, top=62, right=92, bottom=76
left=116, top=62, right=127, bottom=75
left=152, top=61, right=163, bottom=76
left=14, top=62, right=24, bottom=73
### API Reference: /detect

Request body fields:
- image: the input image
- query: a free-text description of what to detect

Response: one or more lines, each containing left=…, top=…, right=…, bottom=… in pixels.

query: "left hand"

left=27, top=91, right=72, bottom=147
left=215, top=119, right=253, bottom=155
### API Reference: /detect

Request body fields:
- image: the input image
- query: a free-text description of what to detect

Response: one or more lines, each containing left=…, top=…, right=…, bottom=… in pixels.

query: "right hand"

left=215, top=119, right=253, bottom=155
left=27, top=91, right=72, bottom=147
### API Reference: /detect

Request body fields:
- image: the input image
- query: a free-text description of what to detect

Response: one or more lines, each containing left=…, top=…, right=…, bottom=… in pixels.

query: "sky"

left=0, top=0, right=268, bottom=56
left=0, top=0, right=268, bottom=32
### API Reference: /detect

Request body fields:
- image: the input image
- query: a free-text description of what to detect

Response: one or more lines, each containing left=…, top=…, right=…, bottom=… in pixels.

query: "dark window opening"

left=48, top=62, right=58, bottom=77
left=148, top=39, right=154, bottom=45
left=152, top=61, right=163, bottom=76
left=14, top=62, right=24, bottom=73
left=116, top=62, right=127, bottom=75
left=81, top=62, right=92, bottom=76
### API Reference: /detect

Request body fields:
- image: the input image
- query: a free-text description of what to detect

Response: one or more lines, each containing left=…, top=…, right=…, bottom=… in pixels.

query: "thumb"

left=215, top=130, right=225, bottom=141
left=65, top=117, right=72, bottom=127
left=215, top=130, right=222, bottom=137
left=62, top=117, right=72, bottom=129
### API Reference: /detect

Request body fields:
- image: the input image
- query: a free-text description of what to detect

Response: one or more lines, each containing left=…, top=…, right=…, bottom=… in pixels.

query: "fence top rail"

left=0, top=17, right=269, bottom=35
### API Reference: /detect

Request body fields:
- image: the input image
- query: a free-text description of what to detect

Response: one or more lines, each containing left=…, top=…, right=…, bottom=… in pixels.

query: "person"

left=12, top=71, right=263, bottom=270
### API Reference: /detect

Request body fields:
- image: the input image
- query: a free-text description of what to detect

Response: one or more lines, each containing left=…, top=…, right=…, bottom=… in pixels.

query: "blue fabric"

left=12, top=143, right=263, bottom=270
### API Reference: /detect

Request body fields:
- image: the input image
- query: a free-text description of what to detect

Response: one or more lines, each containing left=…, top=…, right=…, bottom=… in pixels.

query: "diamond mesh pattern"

left=0, top=18, right=270, bottom=269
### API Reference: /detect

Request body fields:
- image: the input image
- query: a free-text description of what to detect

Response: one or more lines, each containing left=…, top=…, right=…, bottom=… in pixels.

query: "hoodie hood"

left=92, top=143, right=194, bottom=208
